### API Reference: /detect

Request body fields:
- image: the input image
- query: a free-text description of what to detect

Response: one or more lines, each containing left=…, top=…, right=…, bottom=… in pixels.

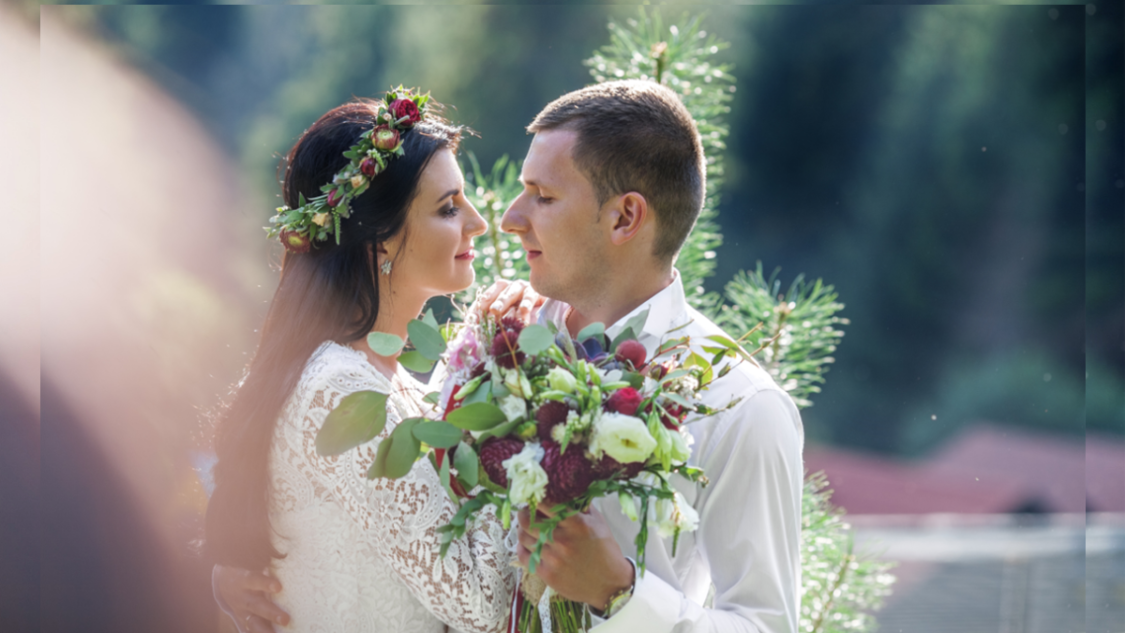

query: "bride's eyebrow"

left=434, top=188, right=460, bottom=204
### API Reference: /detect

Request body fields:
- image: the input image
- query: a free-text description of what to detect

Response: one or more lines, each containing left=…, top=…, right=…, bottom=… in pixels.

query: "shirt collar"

left=539, top=271, right=690, bottom=356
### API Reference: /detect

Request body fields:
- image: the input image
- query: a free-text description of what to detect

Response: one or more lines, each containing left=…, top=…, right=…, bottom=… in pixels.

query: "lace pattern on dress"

left=269, top=341, right=517, bottom=633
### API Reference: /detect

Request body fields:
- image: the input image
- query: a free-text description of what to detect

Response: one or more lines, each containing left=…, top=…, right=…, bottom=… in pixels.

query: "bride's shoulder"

left=299, top=341, right=390, bottom=396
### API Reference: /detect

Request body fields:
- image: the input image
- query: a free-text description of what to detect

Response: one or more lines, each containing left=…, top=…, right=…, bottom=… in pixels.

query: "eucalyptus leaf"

left=398, top=350, right=435, bottom=373
left=412, top=421, right=463, bottom=449
left=576, top=322, right=605, bottom=343
left=384, top=418, right=423, bottom=478
left=476, top=416, right=523, bottom=443
left=316, top=391, right=388, bottom=456
left=422, top=391, right=442, bottom=405
left=463, top=380, right=492, bottom=405
left=622, top=308, right=650, bottom=339
left=408, top=319, right=447, bottom=361
left=446, top=402, right=508, bottom=430
left=367, top=435, right=393, bottom=479
left=453, top=441, right=479, bottom=488
left=517, top=324, right=555, bottom=355
left=422, top=308, right=439, bottom=330
left=367, top=332, right=405, bottom=356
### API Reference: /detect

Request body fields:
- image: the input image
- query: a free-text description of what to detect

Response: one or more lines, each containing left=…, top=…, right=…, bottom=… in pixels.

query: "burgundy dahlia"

left=478, top=436, right=524, bottom=488
left=604, top=387, right=642, bottom=417
left=592, top=454, right=645, bottom=481
left=614, top=339, right=647, bottom=369
left=499, top=316, right=525, bottom=335
left=490, top=330, right=525, bottom=369
left=535, top=401, right=570, bottom=441
left=541, top=441, right=596, bottom=505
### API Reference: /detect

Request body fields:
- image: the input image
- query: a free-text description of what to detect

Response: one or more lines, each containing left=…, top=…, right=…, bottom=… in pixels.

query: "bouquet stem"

left=515, top=571, right=591, bottom=633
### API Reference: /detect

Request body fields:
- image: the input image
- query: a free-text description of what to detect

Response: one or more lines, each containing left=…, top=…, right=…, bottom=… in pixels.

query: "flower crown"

left=266, top=87, right=432, bottom=254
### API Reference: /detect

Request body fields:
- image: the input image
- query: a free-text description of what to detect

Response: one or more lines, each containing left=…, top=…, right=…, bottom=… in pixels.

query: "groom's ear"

left=607, top=192, right=649, bottom=246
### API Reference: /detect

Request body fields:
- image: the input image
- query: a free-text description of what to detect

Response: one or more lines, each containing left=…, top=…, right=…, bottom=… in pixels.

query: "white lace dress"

left=267, top=341, right=517, bottom=633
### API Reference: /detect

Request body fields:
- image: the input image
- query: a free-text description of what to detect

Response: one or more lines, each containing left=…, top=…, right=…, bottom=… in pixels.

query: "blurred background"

left=7, top=1, right=1122, bottom=632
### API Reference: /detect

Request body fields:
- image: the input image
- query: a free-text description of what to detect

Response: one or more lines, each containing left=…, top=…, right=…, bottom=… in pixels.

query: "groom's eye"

left=536, top=195, right=553, bottom=205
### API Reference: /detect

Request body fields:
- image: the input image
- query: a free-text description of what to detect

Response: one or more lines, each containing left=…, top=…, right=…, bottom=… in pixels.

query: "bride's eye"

left=440, top=204, right=461, bottom=218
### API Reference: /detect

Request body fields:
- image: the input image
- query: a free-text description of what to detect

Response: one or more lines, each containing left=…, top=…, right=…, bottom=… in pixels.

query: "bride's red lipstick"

left=455, top=249, right=475, bottom=260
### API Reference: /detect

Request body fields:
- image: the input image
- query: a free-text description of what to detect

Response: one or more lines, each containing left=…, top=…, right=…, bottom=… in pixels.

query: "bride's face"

left=385, top=149, right=486, bottom=296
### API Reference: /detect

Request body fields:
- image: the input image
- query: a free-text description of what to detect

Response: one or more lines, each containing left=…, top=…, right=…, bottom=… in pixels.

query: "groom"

left=217, top=80, right=803, bottom=633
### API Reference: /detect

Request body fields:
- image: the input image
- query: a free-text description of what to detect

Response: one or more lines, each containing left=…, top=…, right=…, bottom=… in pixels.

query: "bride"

left=205, top=91, right=539, bottom=633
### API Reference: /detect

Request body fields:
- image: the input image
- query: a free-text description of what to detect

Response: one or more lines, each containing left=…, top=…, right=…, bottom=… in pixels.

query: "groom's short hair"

left=528, top=80, right=705, bottom=263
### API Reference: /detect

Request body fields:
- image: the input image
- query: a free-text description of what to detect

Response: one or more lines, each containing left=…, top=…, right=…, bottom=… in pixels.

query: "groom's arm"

left=520, top=388, right=803, bottom=633
left=596, top=388, right=804, bottom=633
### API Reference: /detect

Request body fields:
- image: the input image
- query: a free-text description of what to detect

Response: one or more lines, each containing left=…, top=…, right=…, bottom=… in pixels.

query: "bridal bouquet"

left=316, top=308, right=749, bottom=633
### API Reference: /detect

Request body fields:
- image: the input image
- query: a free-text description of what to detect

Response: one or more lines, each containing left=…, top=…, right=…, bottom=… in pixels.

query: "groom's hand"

left=213, top=565, right=290, bottom=632
left=516, top=506, right=633, bottom=611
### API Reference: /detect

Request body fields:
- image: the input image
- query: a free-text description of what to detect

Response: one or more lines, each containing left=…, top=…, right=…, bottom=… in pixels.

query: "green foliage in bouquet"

left=462, top=9, right=896, bottom=632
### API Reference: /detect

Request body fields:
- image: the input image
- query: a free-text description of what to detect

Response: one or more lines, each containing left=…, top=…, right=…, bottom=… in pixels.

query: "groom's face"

left=501, top=130, right=607, bottom=302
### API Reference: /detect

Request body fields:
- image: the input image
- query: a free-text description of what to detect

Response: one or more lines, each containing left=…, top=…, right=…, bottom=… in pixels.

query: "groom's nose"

left=500, top=192, right=529, bottom=235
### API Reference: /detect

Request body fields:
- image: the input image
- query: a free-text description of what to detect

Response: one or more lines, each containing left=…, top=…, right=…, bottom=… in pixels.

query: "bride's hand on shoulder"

left=473, top=280, right=545, bottom=325
left=214, top=564, right=290, bottom=632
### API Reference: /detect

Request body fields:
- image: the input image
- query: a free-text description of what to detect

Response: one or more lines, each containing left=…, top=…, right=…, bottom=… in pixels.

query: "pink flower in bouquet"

left=614, top=339, right=647, bottom=369
left=479, top=436, right=525, bottom=488
left=535, top=401, right=570, bottom=441
left=604, top=387, right=642, bottom=417
left=541, top=441, right=597, bottom=505
left=446, top=327, right=482, bottom=373
left=490, top=329, right=525, bottom=369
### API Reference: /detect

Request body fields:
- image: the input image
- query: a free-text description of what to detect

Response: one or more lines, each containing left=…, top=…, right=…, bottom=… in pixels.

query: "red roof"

left=804, top=424, right=1123, bottom=514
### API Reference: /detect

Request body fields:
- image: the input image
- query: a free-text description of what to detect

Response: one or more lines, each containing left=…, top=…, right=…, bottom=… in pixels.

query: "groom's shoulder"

left=681, top=306, right=788, bottom=400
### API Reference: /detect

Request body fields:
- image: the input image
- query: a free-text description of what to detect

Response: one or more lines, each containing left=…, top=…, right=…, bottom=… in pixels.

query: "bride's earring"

left=380, top=260, right=393, bottom=276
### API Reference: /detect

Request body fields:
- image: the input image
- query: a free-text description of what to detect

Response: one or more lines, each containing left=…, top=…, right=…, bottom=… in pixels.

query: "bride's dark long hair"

left=205, top=99, right=462, bottom=569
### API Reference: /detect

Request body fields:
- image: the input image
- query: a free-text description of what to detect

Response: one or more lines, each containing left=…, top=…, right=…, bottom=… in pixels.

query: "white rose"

left=546, top=366, right=578, bottom=393
left=503, top=443, right=547, bottom=505
left=649, top=492, right=700, bottom=537
left=589, top=412, right=657, bottom=464
left=498, top=394, right=527, bottom=423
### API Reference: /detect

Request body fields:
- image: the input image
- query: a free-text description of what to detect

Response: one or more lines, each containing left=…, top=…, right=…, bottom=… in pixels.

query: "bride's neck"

left=352, top=282, right=429, bottom=378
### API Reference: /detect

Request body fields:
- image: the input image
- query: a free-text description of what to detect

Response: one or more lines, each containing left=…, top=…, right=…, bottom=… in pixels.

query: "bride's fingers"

left=242, top=593, right=291, bottom=628
left=476, top=281, right=510, bottom=315
left=516, top=288, right=543, bottom=323
left=489, top=280, right=526, bottom=317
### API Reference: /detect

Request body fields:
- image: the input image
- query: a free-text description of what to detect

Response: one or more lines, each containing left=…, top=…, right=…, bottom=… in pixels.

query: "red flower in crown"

left=360, top=157, right=379, bottom=177
left=280, top=230, right=310, bottom=254
left=326, top=188, right=344, bottom=207
left=388, top=98, right=422, bottom=127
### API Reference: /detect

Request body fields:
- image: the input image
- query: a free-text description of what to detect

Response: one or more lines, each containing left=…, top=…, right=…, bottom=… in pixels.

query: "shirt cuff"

left=588, top=568, right=686, bottom=633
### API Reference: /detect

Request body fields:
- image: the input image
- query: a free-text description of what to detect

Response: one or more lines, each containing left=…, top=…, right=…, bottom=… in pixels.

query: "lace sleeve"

left=284, top=356, right=517, bottom=633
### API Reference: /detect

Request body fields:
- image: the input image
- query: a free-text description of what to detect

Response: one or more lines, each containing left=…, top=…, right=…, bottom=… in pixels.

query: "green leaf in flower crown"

left=384, top=417, right=424, bottom=479
left=398, top=350, right=435, bottom=373
left=453, top=441, right=479, bottom=488
left=446, top=402, right=508, bottom=430
left=408, top=319, right=447, bottom=361
left=412, top=420, right=463, bottom=449
left=367, top=332, right=405, bottom=356
left=517, top=324, right=554, bottom=355
left=576, top=322, right=605, bottom=343
left=316, top=390, right=388, bottom=456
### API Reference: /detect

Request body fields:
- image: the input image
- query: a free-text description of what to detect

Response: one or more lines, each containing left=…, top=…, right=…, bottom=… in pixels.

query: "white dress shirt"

left=539, top=273, right=804, bottom=633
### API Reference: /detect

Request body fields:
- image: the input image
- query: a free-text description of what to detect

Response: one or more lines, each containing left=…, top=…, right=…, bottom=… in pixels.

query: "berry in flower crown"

left=265, top=87, right=432, bottom=253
